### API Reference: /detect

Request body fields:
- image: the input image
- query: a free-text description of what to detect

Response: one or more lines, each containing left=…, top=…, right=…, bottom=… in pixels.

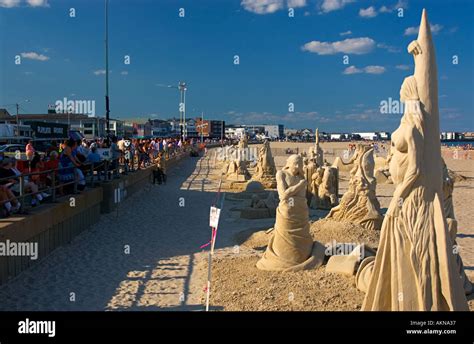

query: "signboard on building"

left=196, top=119, right=210, bottom=137
left=27, top=121, right=68, bottom=139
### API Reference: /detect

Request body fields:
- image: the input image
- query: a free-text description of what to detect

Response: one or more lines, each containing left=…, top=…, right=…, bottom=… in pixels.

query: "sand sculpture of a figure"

left=326, top=146, right=382, bottom=230
left=304, top=154, right=318, bottom=206
left=256, top=154, right=325, bottom=272
left=361, top=10, right=468, bottom=310
left=253, top=140, right=277, bottom=187
left=226, top=159, right=250, bottom=181
left=442, top=160, right=473, bottom=295
left=332, top=143, right=364, bottom=172
left=317, top=166, right=339, bottom=210
left=238, top=135, right=248, bottom=149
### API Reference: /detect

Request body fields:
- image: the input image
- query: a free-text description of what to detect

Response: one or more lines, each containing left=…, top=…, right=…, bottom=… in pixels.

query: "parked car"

left=0, top=144, right=24, bottom=153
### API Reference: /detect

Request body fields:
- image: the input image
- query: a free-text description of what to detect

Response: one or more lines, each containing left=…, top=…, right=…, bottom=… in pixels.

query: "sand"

left=0, top=142, right=471, bottom=311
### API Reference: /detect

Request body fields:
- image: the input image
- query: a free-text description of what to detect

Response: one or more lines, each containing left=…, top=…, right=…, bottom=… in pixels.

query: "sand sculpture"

left=226, top=159, right=250, bottom=182
left=361, top=10, right=469, bottom=311
left=237, top=135, right=248, bottom=149
left=240, top=192, right=279, bottom=219
left=304, top=132, right=336, bottom=209
left=332, top=144, right=362, bottom=172
left=326, top=146, right=382, bottom=230
left=253, top=140, right=277, bottom=188
left=256, top=154, right=325, bottom=271
left=442, top=160, right=473, bottom=295
left=314, top=128, right=324, bottom=167
left=316, top=166, right=339, bottom=210
left=374, top=147, right=393, bottom=184
left=304, top=154, right=319, bottom=206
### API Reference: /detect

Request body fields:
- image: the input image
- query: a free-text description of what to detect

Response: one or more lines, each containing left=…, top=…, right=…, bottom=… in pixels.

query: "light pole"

left=105, top=0, right=110, bottom=136
left=15, top=99, right=30, bottom=137
left=178, top=82, right=187, bottom=141
left=201, top=111, right=204, bottom=143
left=164, top=82, right=187, bottom=141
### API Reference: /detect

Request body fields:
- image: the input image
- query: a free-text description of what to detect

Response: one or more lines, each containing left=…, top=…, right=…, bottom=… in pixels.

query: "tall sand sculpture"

left=304, top=153, right=318, bottom=206
left=314, top=128, right=324, bottom=167
left=256, top=154, right=325, bottom=271
left=361, top=9, right=468, bottom=310
left=326, top=146, right=382, bottom=230
left=253, top=140, right=277, bottom=188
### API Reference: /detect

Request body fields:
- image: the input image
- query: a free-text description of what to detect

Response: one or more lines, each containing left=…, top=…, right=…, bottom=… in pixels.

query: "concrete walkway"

left=0, top=153, right=220, bottom=311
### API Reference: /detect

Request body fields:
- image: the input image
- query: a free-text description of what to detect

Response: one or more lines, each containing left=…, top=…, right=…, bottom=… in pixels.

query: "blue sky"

left=0, top=0, right=473, bottom=132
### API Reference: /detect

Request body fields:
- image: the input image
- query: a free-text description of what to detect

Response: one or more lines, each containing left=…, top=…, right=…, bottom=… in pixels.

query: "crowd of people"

left=0, top=135, right=201, bottom=218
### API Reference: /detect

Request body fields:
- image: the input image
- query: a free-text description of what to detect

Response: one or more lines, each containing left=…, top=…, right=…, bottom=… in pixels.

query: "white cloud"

left=0, top=0, right=20, bottom=8
left=93, top=70, right=106, bottom=75
left=20, top=51, right=49, bottom=61
left=302, top=37, right=375, bottom=55
left=377, top=43, right=400, bottom=53
left=320, top=0, right=355, bottom=13
left=241, top=0, right=306, bottom=14
left=404, top=24, right=443, bottom=36
left=339, top=30, right=352, bottom=36
left=359, top=6, right=377, bottom=18
left=364, top=65, right=385, bottom=74
left=395, top=64, right=411, bottom=70
left=26, top=0, right=49, bottom=7
left=343, top=65, right=386, bottom=75
left=379, top=0, right=407, bottom=13
left=287, top=0, right=306, bottom=7
left=0, top=0, right=49, bottom=7
left=343, top=66, right=362, bottom=74
left=225, top=110, right=330, bottom=124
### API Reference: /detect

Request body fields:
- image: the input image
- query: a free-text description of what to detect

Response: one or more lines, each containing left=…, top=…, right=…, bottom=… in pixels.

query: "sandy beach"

left=0, top=142, right=471, bottom=311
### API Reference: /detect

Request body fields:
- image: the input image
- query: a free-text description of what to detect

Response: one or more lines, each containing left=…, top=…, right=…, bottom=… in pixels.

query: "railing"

left=0, top=145, right=193, bottom=215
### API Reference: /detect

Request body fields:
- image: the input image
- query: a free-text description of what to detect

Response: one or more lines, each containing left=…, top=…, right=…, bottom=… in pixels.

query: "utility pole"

left=15, top=103, right=19, bottom=137
left=201, top=111, right=204, bottom=143
left=105, top=0, right=110, bottom=137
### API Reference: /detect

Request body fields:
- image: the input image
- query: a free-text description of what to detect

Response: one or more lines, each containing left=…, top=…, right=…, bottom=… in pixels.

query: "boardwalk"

left=0, top=154, right=220, bottom=311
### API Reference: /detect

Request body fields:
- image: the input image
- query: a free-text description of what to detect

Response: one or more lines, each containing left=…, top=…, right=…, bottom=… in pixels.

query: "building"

left=149, top=119, right=172, bottom=137
left=209, top=120, right=225, bottom=139
left=225, top=123, right=284, bottom=139
left=134, top=122, right=152, bottom=137
left=225, top=127, right=246, bottom=139
left=0, top=109, right=128, bottom=139
left=195, top=118, right=225, bottom=139
left=440, top=132, right=464, bottom=141
left=352, top=132, right=379, bottom=140
left=262, top=124, right=284, bottom=139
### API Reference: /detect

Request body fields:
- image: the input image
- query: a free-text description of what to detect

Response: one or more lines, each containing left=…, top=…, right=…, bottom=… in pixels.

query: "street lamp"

left=104, top=0, right=111, bottom=136
left=162, top=82, right=187, bottom=141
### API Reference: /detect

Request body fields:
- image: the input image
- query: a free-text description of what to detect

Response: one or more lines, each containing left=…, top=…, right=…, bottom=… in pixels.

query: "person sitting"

left=0, top=158, right=21, bottom=214
left=44, top=151, right=60, bottom=188
left=59, top=139, right=84, bottom=193
left=28, top=153, right=50, bottom=206
left=0, top=185, right=21, bottom=217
